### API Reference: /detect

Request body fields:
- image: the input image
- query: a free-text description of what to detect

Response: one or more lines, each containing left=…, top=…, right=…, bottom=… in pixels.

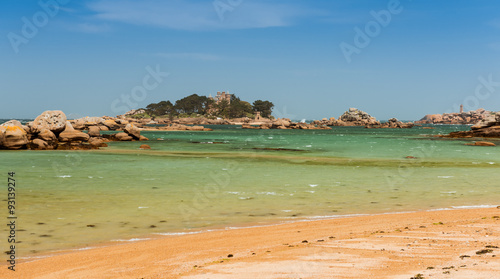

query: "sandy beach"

left=2, top=207, right=499, bottom=279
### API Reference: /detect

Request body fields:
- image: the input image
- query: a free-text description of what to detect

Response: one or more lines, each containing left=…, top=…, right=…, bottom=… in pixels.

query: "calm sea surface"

left=1, top=124, right=499, bottom=257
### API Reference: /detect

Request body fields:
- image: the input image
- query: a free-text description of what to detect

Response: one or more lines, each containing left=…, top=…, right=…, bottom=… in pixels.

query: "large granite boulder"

left=103, top=119, right=120, bottom=130
left=88, top=126, right=101, bottom=137
left=88, top=137, right=108, bottom=148
left=38, top=129, right=57, bottom=142
left=115, top=132, right=134, bottom=141
left=31, top=138, right=50, bottom=150
left=71, top=117, right=106, bottom=130
left=0, top=125, right=29, bottom=149
left=124, top=123, right=141, bottom=139
left=59, top=121, right=90, bottom=142
left=2, top=120, right=24, bottom=129
left=32, top=110, right=67, bottom=133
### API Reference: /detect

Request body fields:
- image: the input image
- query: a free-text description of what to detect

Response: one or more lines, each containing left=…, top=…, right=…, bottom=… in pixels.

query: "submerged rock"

left=465, top=141, right=496, bottom=146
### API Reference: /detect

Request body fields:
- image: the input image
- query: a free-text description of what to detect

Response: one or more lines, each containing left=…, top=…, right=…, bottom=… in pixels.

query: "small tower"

left=255, top=111, right=261, bottom=121
left=460, top=104, right=464, bottom=113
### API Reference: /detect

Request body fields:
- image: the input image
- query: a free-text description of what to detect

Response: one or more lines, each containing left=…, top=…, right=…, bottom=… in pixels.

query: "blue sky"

left=1, top=0, right=500, bottom=120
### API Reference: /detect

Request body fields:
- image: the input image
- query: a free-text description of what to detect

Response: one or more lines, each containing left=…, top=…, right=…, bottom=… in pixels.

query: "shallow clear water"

left=1, top=125, right=499, bottom=257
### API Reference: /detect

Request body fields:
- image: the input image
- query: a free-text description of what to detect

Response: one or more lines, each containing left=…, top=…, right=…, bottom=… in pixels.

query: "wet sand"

left=2, top=207, right=499, bottom=278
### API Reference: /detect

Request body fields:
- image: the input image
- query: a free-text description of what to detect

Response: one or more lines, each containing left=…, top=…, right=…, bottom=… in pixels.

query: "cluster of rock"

left=68, top=116, right=149, bottom=142
left=337, top=108, right=380, bottom=126
left=444, top=112, right=500, bottom=139
left=416, top=109, right=493, bottom=125
left=242, top=118, right=331, bottom=130
left=367, top=118, right=415, bottom=129
left=311, top=108, right=413, bottom=128
left=0, top=111, right=149, bottom=150
left=311, top=108, right=376, bottom=126
left=151, top=124, right=213, bottom=131
left=117, top=109, right=146, bottom=118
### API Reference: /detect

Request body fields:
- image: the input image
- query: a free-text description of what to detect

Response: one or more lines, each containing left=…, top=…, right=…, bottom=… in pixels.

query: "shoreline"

left=3, top=207, right=499, bottom=278
left=11, top=205, right=500, bottom=261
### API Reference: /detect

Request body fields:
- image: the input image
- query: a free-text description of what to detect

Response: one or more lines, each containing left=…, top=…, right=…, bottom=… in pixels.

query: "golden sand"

left=2, top=207, right=499, bottom=278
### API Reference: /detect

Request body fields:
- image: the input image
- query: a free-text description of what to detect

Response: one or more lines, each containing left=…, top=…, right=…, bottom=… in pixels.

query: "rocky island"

left=442, top=111, right=500, bottom=140
left=416, top=108, right=494, bottom=125
left=312, top=108, right=414, bottom=128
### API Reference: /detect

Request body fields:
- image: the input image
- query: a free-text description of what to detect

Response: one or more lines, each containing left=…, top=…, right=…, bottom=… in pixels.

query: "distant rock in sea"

left=311, top=108, right=413, bottom=128
left=442, top=111, right=500, bottom=139
left=416, top=108, right=493, bottom=125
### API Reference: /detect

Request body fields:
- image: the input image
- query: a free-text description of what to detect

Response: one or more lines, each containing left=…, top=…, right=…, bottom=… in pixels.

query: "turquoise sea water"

left=1, top=125, right=499, bottom=257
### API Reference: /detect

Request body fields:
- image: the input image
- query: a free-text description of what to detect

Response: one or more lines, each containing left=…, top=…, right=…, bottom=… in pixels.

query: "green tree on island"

left=174, top=94, right=213, bottom=115
left=252, top=100, right=274, bottom=118
left=139, top=94, right=273, bottom=119
left=145, top=101, right=174, bottom=117
left=228, top=95, right=253, bottom=118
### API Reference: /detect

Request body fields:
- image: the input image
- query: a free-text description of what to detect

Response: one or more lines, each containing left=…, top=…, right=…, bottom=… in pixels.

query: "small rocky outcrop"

left=368, top=118, right=415, bottom=129
left=150, top=124, right=213, bottom=131
left=311, top=117, right=338, bottom=126
left=338, top=108, right=380, bottom=126
left=312, top=108, right=383, bottom=127
left=242, top=118, right=331, bottom=130
left=465, top=141, right=496, bottom=146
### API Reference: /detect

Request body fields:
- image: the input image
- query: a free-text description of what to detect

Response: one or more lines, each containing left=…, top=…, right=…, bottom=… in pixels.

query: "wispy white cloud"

left=86, top=0, right=315, bottom=30
left=155, top=52, right=220, bottom=61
